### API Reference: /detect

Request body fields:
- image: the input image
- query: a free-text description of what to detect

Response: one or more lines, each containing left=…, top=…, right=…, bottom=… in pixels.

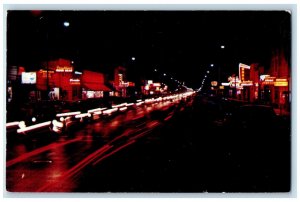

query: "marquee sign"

left=56, top=66, right=73, bottom=72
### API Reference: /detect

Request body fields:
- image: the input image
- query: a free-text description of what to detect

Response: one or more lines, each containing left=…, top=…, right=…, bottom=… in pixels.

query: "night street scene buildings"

left=5, top=10, right=292, bottom=193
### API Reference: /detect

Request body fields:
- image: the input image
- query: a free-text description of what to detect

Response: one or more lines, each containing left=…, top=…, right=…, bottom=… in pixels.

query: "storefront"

left=81, top=70, right=112, bottom=99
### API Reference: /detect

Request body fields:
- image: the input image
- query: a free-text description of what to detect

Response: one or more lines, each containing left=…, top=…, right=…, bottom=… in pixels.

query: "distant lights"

left=63, top=21, right=70, bottom=27
left=221, top=45, right=225, bottom=49
left=131, top=57, right=136, bottom=61
left=210, top=64, right=214, bottom=67
left=207, top=71, right=210, bottom=73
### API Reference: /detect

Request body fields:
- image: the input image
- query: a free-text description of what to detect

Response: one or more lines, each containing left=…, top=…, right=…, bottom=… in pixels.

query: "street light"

left=221, top=45, right=225, bottom=49
left=131, top=57, right=136, bottom=61
left=63, top=21, right=70, bottom=27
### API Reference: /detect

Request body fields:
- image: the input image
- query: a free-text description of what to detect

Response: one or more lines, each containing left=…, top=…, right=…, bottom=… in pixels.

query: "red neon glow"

left=6, top=138, right=81, bottom=167
left=92, top=140, right=136, bottom=166
left=37, top=144, right=112, bottom=192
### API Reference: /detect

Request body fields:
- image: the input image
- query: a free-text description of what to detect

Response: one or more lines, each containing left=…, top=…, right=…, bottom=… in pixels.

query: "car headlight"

left=18, top=121, right=26, bottom=129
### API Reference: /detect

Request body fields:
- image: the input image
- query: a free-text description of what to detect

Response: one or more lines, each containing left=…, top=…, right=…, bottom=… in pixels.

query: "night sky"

left=6, top=10, right=291, bottom=89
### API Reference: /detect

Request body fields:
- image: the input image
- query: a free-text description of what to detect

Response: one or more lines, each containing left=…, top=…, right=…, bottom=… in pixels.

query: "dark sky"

left=7, top=10, right=291, bottom=89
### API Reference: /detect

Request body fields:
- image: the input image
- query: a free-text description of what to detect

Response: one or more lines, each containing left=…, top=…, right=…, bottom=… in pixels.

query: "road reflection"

left=6, top=95, right=191, bottom=192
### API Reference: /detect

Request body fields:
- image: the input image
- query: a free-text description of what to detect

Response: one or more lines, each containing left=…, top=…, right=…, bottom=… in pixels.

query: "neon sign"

left=56, top=66, right=73, bottom=72
left=70, top=78, right=81, bottom=85
left=274, top=79, right=288, bottom=87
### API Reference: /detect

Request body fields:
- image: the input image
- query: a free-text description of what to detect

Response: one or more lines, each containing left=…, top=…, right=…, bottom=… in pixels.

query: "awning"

left=83, top=83, right=112, bottom=92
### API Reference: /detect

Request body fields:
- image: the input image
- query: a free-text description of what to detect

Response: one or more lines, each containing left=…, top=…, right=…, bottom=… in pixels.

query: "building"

left=262, top=49, right=290, bottom=109
left=81, top=70, right=112, bottom=99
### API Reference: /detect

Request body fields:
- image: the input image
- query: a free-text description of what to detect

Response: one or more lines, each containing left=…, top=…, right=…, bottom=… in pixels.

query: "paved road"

left=6, top=95, right=291, bottom=193
left=6, top=98, right=183, bottom=192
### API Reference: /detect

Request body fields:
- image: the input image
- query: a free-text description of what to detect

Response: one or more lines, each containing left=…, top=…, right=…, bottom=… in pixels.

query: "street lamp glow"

left=131, top=57, right=136, bottom=61
left=210, top=64, right=214, bottom=67
left=207, top=70, right=210, bottom=73
left=221, top=45, right=225, bottom=49
left=63, top=21, right=70, bottom=27
left=154, top=69, right=157, bottom=72
left=163, top=73, right=166, bottom=76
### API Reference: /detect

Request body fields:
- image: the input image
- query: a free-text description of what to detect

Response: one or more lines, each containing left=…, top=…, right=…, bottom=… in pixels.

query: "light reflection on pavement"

left=6, top=97, right=188, bottom=192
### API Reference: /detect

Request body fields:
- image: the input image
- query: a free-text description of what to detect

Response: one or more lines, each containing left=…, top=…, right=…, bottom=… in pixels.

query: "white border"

left=1, top=0, right=298, bottom=201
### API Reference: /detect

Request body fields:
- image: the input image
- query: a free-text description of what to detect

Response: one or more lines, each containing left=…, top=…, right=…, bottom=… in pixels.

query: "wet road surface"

left=6, top=95, right=291, bottom=193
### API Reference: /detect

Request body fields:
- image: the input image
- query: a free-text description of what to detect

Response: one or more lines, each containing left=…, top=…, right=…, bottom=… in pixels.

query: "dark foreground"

left=6, top=94, right=291, bottom=193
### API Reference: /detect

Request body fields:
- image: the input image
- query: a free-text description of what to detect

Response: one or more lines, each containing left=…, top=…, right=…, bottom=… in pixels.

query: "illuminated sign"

left=118, top=74, right=123, bottom=86
left=221, top=82, right=230, bottom=86
left=275, top=78, right=287, bottom=82
left=219, top=86, right=224, bottom=89
left=39, top=69, right=55, bottom=78
left=239, top=63, right=250, bottom=82
left=70, top=78, right=81, bottom=85
left=241, top=81, right=253, bottom=86
left=260, top=75, right=270, bottom=81
left=21, top=72, right=36, bottom=84
left=211, top=81, right=218, bottom=86
left=56, top=66, right=73, bottom=72
left=274, top=79, right=288, bottom=87
left=127, top=82, right=135, bottom=87
left=265, top=77, right=276, bottom=82
left=239, top=63, right=250, bottom=69
left=262, top=81, right=274, bottom=85
left=261, top=76, right=276, bottom=85
left=228, top=76, right=240, bottom=88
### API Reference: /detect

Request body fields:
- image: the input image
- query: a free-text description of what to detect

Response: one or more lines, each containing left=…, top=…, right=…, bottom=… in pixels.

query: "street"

left=6, top=94, right=291, bottom=192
